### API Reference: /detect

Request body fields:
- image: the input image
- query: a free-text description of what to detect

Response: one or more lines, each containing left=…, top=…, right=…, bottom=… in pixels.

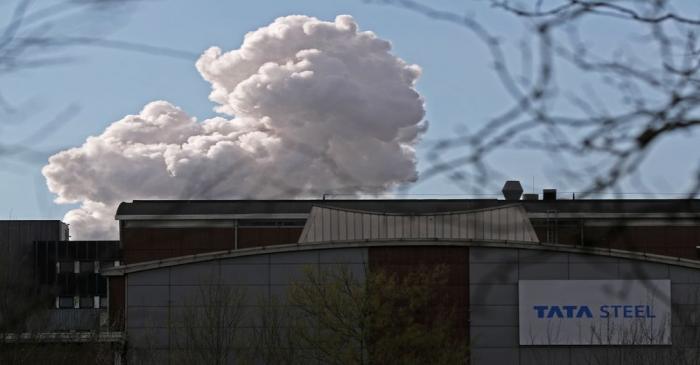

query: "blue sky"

left=1, top=0, right=698, bottom=221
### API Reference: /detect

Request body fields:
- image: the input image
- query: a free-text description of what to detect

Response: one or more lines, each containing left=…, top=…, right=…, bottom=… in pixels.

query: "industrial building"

left=101, top=182, right=700, bottom=365
left=0, top=221, right=120, bottom=331
left=2, top=182, right=700, bottom=364
left=0, top=221, right=121, bottom=364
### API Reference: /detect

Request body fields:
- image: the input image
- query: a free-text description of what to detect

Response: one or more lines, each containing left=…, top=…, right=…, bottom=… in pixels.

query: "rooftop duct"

left=543, top=189, right=557, bottom=201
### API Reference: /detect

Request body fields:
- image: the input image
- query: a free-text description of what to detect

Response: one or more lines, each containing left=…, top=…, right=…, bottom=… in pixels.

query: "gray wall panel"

left=568, top=253, right=618, bottom=264
left=519, top=262, right=568, bottom=280
left=470, top=263, right=518, bottom=284
left=471, top=347, right=519, bottom=364
left=168, top=285, right=268, bottom=306
left=269, top=251, right=318, bottom=264
left=129, top=349, right=171, bottom=364
left=130, top=269, right=171, bottom=286
left=670, top=266, right=700, bottom=283
left=571, top=348, right=621, bottom=365
left=520, top=348, right=570, bottom=365
left=470, top=284, right=518, bottom=305
left=519, top=250, right=568, bottom=263
left=169, top=263, right=219, bottom=285
left=122, top=245, right=700, bottom=364
left=319, top=263, right=367, bottom=281
left=168, top=285, right=200, bottom=306
left=127, top=307, right=169, bottom=328
left=319, top=248, right=368, bottom=263
left=672, top=326, right=700, bottom=347
left=470, top=306, right=518, bottom=326
left=168, top=305, right=263, bottom=328
left=269, top=285, right=290, bottom=301
left=125, top=246, right=368, bottom=358
left=469, top=247, right=700, bottom=365
left=269, top=264, right=311, bottom=285
left=671, top=283, right=700, bottom=304
left=470, top=326, right=519, bottom=347
left=672, top=304, right=700, bottom=326
left=128, top=286, right=169, bottom=307
left=470, top=247, right=518, bottom=263
left=618, top=262, right=670, bottom=280
left=619, top=348, right=674, bottom=365
left=568, top=262, right=618, bottom=279
left=128, top=328, right=170, bottom=349
left=219, top=264, right=269, bottom=285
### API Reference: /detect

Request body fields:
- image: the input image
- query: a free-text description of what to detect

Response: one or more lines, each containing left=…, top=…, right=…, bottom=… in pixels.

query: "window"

left=96, top=277, right=108, bottom=297
left=57, top=273, right=76, bottom=296
left=58, top=296, right=74, bottom=309
left=77, top=273, right=98, bottom=297
left=79, top=261, right=95, bottom=273
left=79, top=297, right=94, bottom=308
left=58, top=261, right=75, bottom=273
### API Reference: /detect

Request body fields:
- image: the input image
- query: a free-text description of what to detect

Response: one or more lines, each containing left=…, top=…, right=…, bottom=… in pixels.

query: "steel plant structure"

left=3, top=181, right=700, bottom=364
left=103, top=183, right=700, bottom=365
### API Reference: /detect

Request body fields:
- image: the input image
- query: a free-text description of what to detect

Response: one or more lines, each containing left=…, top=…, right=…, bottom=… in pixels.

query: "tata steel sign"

left=519, top=280, right=671, bottom=345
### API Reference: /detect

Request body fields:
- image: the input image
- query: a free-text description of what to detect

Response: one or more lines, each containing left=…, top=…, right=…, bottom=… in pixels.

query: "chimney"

left=543, top=189, right=557, bottom=201
left=502, top=180, right=524, bottom=201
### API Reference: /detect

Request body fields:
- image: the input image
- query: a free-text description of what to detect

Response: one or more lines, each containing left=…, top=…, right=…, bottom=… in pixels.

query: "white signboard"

left=519, top=280, right=671, bottom=345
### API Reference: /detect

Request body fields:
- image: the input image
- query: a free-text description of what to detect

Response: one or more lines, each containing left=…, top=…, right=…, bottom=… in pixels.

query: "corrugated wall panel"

left=299, top=205, right=539, bottom=244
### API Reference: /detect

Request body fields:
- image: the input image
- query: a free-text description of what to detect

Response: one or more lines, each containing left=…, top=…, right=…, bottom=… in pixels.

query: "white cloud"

left=42, top=15, right=426, bottom=239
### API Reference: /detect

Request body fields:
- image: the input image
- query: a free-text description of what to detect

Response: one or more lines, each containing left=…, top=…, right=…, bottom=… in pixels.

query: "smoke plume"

left=42, top=15, right=426, bottom=239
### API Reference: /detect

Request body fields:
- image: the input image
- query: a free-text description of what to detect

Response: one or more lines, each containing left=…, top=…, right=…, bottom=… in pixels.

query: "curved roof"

left=105, top=203, right=700, bottom=276
left=103, top=239, right=700, bottom=276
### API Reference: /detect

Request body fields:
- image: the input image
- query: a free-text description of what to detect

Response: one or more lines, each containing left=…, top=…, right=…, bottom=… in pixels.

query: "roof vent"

left=502, top=180, right=524, bottom=201
left=523, top=193, right=538, bottom=201
left=543, top=189, right=557, bottom=201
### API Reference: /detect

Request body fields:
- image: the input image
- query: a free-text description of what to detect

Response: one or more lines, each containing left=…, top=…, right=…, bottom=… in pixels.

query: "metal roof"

left=115, top=199, right=700, bottom=220
left=298, top=205, right=539, bottom=244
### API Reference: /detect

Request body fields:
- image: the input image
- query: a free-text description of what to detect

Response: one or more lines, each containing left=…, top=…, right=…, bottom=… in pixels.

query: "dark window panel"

left=77, top=274, right=89, bottom=295
left=88, top=243, right=97, bottom=259
left=97, top=244, right=118, bottom=259
left=58, top=261, right=74, bottom=273
left=96, top=276, right=107, bottom=297
left=58, top=297, right=74, bottom=309
left=57, top=242, right=67, bottom=260
left=80, top=261, right=95, bottom=273
left=44, top=260, right=57, bottom=286
left=47, top=241, right=56, bottom=261
left=77, top=241, right=88, bottom=260
left=57, top=273, right=76, bottom=295
left=46, top=260, right=57, bottom=285
left=76, top=273, right=97, bottom=296
left=80, top=297, right=94, bottom=309
left=67, top=242, right=76, bottom=259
